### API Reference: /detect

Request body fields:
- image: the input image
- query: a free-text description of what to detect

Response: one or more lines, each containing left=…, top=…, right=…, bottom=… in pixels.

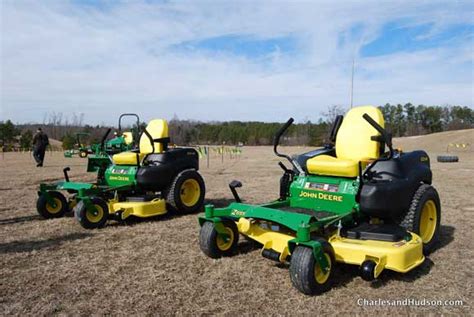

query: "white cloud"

left=1, top=0, right=473, bottom=124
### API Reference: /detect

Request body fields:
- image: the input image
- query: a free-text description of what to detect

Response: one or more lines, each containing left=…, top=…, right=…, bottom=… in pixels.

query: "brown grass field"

left=1, top=129, right=473, bottom=315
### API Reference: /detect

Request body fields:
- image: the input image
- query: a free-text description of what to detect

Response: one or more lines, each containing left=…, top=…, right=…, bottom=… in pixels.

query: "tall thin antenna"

left=350, top=57, right=355, bottom=108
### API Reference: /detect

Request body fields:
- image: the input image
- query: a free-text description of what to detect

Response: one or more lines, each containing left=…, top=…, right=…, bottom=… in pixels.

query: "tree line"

left=380, top=104, right=473, bottom=136
left=1, top=104, right=472, bottom=150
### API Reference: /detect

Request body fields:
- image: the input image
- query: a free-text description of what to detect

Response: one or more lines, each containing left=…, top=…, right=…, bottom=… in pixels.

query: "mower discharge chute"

left=37, top=118, right=205, bottom=228
left=199, top=105, right=440, bottom=295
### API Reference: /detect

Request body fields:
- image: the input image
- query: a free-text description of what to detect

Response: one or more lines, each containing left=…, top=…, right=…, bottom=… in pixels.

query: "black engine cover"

left=359, top=150, right=432, bottom=221
left=136, top=148, right=199, bottom=191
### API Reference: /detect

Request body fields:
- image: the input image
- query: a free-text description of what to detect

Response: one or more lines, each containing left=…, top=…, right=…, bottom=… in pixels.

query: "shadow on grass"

left=236, top=238, right=262, bottom=256
left=432, top=224, right=455, bottom=253
left=369, top=225, right=454, bottom=287
left=0, top=232, right=92, bottom=254
left=370, top=258, right=434, bottom=289
left=0, top=215, right=42, bottom=226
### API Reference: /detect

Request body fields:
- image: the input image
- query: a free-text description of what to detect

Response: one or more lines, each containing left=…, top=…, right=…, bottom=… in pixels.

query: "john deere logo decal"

left=109, top=176, right=130, bottom=181
left=299, top=191, right=343, bottom=202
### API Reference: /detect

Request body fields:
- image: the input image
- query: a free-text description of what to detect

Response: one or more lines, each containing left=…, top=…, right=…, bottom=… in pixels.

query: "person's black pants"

left=33, top=147, right=46, bottom=166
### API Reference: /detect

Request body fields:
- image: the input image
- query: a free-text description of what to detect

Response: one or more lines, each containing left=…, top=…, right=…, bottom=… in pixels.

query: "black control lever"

left=362, top=113, right=393, bottom=159
left=100, top=128, right=112, bottom=152
left=142, top=128, right=155, bottom=153
left=278, top=161, right=291, bottom=173
left=329, top=115, right=343, bottom=143
left=273, top=118, right=294, bottom=152
left=361, top=113, right=396, bottom=182
left=153, top=137, right=171, bottom=151
left=63, top=167, right=71, bottom=182
left=229, top=180, right=243, bottom=203
left=273, top=118, right=305, bottom=174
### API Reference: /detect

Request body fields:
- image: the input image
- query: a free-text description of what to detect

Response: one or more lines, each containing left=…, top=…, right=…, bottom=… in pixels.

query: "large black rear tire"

left=36, top=191, right=68, bottom=219
left=166, top=169, right=205, bottom=214
left=400, top=184, right=441, bottom=254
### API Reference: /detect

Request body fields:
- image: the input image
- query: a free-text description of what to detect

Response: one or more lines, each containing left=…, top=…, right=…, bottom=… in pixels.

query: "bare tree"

left=322, top=105, right=346, bottom=124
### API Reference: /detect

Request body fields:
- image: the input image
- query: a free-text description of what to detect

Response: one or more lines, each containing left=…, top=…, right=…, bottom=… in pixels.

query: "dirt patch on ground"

left=0, top=133, right=472, bottom=315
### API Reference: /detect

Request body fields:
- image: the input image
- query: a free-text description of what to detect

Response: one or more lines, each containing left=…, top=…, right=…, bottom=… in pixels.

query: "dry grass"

left=1, top=130, right=473, bottom=315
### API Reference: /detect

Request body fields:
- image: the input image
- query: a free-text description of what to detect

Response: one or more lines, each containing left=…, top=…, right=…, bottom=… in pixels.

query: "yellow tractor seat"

left=122, top=131, right=133, bottom=145
left=112, top=152, right=145, bottom=165
left=306, top=106, right=384, bottom=177
left=112, top=119, right=169, bottom=166
left=307, top=155, right=359, bottom=178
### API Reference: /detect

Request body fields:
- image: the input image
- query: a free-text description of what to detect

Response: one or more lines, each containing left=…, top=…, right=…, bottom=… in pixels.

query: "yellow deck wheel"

left=180, top=179, right=201, bottom=207
left=199, top=221, right=239, bottom=258
left=36, top=191, right=68, bottom=219
left=314, top=253, right=332, bottom=284
left=75, top=198, right=109, bottom=229
left=290, top=242, right=334, bottom=295
left=419, top=200, right=437, bottom=243
left=86, top=204, right=104, bottom=223
left=45, top=198, right=63, bottom=214
left=216, top=227, right=235, bottom=251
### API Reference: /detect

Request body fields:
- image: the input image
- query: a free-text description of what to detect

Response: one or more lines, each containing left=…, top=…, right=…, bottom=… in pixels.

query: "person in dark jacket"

left=32, top=128, right=49, bottom=167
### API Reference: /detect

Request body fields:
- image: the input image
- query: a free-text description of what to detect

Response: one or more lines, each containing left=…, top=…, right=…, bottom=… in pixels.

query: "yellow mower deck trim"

left=109, top=199, right=167, bottom=219
left=237, top=218, right=292, bottom=262
left=329, top=233, right=425, bottom=276
left=235, top=219, right=424, bottom=277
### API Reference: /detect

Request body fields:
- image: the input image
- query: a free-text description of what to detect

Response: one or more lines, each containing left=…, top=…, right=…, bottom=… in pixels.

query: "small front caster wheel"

left=79, top=150, right=88, bottom=158
left=36, top=191, right=68, bottom=219
left=199, top=220, right=239, bottom=258
left=74, top=198, right=108, bottom=229
left=289, top=241, right=335, bottom=295
left=360, top=260, right=377, bottom=281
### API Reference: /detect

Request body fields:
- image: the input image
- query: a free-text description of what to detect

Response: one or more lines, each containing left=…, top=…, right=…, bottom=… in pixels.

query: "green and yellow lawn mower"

left=63, top=132, right=93, bottom=158
left=83, top=113, right=141, bottom=175
left=198, top=106, right=440, bottom=295
left=37, top=114, right=142, bottom=220
left=37, top=118, right=205, bottom=228
left=100, top=113, right=140, bottom=156
left=64, top=113, right=139, bottom=159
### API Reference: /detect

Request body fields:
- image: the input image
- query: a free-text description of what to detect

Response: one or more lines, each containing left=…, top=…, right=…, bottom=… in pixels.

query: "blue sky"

left=172, top=35, right=298, bottom=60
left=1, top=1, right=473, bottom=124
left=361, top=22, right=473, bottom=57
